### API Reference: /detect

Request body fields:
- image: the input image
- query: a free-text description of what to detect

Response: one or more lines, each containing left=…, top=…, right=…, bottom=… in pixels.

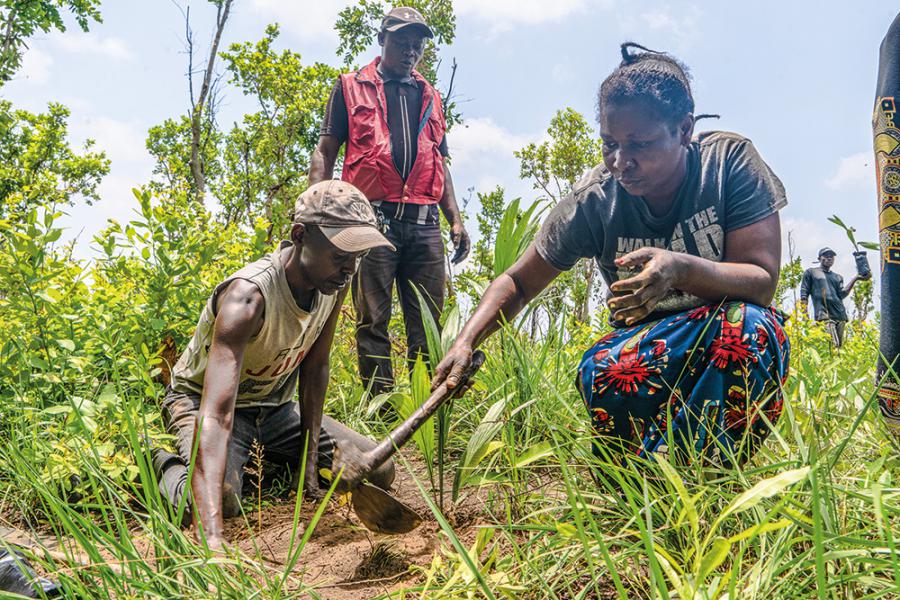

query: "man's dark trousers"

left=352, top=213, right=445, bottom=395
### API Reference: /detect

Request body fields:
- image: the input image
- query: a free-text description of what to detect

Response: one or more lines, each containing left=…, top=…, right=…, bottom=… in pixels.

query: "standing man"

left=799, top=247, right=867, bottom=347
left=309, top=7, right=469, bottom=397
left=151, top=181, right=396, bottom=549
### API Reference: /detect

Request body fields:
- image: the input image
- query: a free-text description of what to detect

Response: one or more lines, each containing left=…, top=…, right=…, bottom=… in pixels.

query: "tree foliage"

left=146, top=115, right=221, bottom=199
left=217, top=25, right=340, bottom=236
left=775, top=255, right=803, bottom=310
left=0, top=100, right=108, bottom=223
left=515, top=107, right=603, bottom=204
left=515, top=108, right=604, bottom=323
left=0, top=0, right=102, bottom=82
left=851, top=276, right=874, bottom=322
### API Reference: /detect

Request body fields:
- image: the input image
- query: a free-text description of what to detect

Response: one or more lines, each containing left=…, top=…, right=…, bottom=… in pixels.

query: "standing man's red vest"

left=340, top=57, right=446, bottom=205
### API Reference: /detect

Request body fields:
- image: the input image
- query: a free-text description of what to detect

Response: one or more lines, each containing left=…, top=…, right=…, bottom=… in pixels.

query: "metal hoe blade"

left=350, top=482, right=422, bottom=534
left=345, top=350, right=486, bottom=534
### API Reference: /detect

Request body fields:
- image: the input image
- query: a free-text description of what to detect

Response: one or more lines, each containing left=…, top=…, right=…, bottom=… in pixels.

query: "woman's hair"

left=597, top=42, right=696, bottom=128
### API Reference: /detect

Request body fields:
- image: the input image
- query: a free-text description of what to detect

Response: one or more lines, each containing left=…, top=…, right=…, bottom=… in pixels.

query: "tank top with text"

left=170, top=242, right=337, bottom=408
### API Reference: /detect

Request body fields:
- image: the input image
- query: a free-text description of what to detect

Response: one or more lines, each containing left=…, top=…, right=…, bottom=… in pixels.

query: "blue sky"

left=4, top=0, right=897, bottom=303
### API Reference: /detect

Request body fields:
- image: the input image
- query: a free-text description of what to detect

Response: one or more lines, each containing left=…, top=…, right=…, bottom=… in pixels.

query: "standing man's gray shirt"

left=800, top=267, right=849, bottom=322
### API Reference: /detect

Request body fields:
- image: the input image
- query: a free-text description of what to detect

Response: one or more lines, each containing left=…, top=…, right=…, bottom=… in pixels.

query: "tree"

left=471, top=186, right=507, bottom=277
left=774, top=255, right=803, bottom=311
left=186, top=0, right=232, bottom=202
left=0, top=0, right=102, bottom=83
left=852, top=277, right=874, bottom=322
left=216, top=25, right=339, bottom=238
left=145, top=115, right=222, bottom=198
left=0, top=100, right=109, bottom=224
left=516, top=108, right=603, bottom=206
left=515, top=108, right=603, bottom=323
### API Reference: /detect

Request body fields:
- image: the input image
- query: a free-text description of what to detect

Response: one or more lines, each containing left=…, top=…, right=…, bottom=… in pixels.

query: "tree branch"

left=189, top=0, right=233, bottom=203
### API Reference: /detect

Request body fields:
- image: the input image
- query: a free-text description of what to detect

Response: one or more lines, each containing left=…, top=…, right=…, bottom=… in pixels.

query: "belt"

left=372, top=200, right=439, bottom=225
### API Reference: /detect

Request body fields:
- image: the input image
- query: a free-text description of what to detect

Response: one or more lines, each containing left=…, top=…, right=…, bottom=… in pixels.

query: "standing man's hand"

left=450, top=221, right=470, bottom=265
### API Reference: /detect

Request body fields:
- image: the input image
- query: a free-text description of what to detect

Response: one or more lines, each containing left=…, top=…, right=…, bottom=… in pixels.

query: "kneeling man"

left=152, top=180, right=396, bottom=549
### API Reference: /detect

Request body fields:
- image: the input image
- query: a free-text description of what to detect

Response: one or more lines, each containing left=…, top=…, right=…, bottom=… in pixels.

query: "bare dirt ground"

left=223, top=453, right=490, bottom=600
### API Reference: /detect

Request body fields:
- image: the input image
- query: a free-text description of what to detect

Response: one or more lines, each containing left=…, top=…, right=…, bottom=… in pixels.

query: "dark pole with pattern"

left=874, top=13, right=900, bottom=437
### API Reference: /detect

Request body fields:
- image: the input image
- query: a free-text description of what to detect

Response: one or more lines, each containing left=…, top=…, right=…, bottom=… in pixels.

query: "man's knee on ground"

left=221, top=484, right=243, bottom=519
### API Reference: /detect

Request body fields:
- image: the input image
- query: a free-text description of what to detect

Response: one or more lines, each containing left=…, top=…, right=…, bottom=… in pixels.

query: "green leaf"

left=655, top=455, right=698, bottom=532
left=453, top=394, right=508, bottom=498
left=513, top=441, right=553, bottom=468
left=56, top=339, right=75, bottom=352
left=411, top=285, right=443, bottom=369
left=556, top=522, right=578, bottom=539
left=697, top=537, right=731, bottom=581
left=724, top=466, right=810, bottom=517
left=727, top=518, right=792, bottom=543
left=391, top=359, right=435, bottom=466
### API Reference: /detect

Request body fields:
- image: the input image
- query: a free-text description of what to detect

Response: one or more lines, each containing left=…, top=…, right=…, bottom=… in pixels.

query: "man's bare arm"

left=842, top=276, right=861, bottom=298
left=437, top=163, right=470, bottom=263
left=431, top=246, right=561, bottom=389
left=309, top=135, right=342, bottom=186
left=295, top=288, right=347, bottom=497
left=192, top=279, right=264, bottom=549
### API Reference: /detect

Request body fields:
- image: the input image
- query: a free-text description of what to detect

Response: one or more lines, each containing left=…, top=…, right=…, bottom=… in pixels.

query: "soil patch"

left=224, top=452, right=490, bottom=599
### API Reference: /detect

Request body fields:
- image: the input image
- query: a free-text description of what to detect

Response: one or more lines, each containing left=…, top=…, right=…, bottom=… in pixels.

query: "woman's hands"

left=431, top=342, right=475, bottom=393
left=608, top=247, right=685, bottom=325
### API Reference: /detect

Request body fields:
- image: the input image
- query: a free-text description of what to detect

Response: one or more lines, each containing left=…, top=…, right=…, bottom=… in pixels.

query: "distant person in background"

left=799, top=247, right=867, bottom=347
left=309, top=7, right=469, bottom=398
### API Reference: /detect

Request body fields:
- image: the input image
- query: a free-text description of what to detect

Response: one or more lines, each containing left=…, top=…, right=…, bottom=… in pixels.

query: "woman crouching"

left=433, top=43, right=790, bottom=467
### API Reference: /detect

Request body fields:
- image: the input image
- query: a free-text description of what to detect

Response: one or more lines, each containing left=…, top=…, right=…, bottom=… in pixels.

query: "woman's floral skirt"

left=577, top=302, right=790, bottom=466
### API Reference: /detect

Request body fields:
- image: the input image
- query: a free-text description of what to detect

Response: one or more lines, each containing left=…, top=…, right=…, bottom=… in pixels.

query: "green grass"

left=1, top=309, right=896, bottom=599
left=1, top=204, right=896, bottom=598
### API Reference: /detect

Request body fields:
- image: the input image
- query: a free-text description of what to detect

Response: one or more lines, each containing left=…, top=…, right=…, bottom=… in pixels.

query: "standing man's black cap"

left=818, top=247, right=837, bottom=258
left=381, top=7, right=434, bottom=38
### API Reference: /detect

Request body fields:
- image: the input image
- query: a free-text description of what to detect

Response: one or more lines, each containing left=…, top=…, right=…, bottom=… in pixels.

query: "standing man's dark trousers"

left=352, top=212, right=445, bottom=395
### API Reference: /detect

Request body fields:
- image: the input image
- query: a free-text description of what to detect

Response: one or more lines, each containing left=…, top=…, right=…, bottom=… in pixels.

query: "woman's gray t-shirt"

left=534, top=130, right=787, bottom=323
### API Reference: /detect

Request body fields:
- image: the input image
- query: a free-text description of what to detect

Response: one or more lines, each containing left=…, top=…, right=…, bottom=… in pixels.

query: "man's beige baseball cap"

left=293, top=180, right=395, bottom=252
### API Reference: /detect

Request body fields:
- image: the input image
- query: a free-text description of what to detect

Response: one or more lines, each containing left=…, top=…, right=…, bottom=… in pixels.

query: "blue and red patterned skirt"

left=577, top=302, right=790, bottom=466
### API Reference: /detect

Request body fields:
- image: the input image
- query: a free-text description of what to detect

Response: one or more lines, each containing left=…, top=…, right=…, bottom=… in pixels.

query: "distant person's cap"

left=818, top=247, right=837, bottom=257
left=381, top=7, right=434, bottom=38
left=293, top=181, right=395, bottom=253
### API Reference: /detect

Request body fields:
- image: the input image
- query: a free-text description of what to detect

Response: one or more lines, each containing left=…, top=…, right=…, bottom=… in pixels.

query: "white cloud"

left=551, top=63, right=574, bottom=83
left=60, top=115, right=155, bottom=260
left=52, top=33, right=134, bottom=61
left=825, top=152, right=873, bottom=190
left=17, top=47, right=53, bottom=84
left=454, top=0, right=606, bottom=28
left=74, top=116, right=152, bottom=165
left=620, top=4, right=702, bottom=51
left=249, top=0, right=353, bottom=43
left=448, top=117, right=535, bottom=168
left=249, top=0, right=613, bottom=42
